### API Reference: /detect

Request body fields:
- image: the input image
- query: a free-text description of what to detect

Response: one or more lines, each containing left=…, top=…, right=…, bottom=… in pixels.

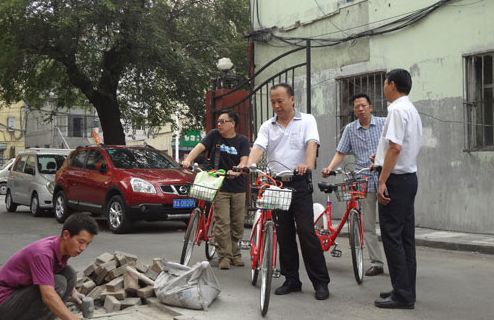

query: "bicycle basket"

left=188, top=171, right=225, bottom=202
left=189, top=184, right=219, bottom=202
left=333, top=178, right=368, bottom=202
left=254, top=186, right=293, bottom=211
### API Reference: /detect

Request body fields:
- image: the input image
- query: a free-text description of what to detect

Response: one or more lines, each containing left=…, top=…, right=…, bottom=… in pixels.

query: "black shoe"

left=315, top=284, right=330, bottom=300
left=365, top=266, right=384, bottom=276
left=380, top=290, right=392, bottom=299
left=275, top=280, right=302, bottom=295
left=374, top=296, right=414, bottom=309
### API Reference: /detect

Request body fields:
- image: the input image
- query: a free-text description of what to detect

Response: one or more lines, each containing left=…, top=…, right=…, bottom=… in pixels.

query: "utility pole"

left=174, top=106, right=180, bottom=162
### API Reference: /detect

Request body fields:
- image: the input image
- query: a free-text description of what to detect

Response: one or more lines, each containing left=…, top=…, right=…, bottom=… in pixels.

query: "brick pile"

left=75, top=251, right=164, bottom=313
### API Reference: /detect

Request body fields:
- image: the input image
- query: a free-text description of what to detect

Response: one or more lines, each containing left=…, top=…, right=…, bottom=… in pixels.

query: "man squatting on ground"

left=182, top=109, right=250, bottom=270
left=245, top=83, right=330, bottom=300
left=0, top=213, right=98, bottom=320
left=322, top=93, right=386, bottom=277
left=372, top=69, right=422, bottom=309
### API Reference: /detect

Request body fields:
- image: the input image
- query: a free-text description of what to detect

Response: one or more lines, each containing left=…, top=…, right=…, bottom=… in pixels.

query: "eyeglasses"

left=217, top=119, right=233, bottom=124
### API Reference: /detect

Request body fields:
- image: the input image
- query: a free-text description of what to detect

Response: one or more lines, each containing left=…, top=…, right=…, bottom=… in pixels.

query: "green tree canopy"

left=0, top=0, right=250, bottom=144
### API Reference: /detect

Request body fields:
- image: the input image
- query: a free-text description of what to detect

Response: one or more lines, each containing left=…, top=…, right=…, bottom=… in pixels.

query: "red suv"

left=53, top=145, right=196, bottom=233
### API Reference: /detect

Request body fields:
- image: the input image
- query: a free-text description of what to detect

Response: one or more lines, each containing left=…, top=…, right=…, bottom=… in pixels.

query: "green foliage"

left=0, top=0, right=250, bottom=134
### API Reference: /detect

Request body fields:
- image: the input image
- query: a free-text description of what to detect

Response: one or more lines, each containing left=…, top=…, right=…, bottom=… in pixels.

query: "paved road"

left=1, top=198, right=493, bottom=320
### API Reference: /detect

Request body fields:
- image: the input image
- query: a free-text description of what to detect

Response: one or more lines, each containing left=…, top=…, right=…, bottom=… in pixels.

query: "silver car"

left=0, top=158, right=15, bottom=195
left=6, top=149, right=71, bottom=216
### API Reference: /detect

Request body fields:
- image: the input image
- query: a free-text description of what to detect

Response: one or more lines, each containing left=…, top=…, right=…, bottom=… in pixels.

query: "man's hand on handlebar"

left=321, top=166, right=336, bottom=178
left=295, top=164, right=311, bottom=175
left=181, top=160, right=192, bottom=169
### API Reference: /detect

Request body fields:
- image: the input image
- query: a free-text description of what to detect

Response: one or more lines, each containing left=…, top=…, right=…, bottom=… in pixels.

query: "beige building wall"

left=0, top=101, right=27, bottom=165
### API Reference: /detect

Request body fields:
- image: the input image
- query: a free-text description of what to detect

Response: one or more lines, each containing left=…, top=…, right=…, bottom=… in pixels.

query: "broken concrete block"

left=114, top=251, right=137, bottom=266
left=87, top=285, right=104, bottom=301
left=96, top=252, right=114, bottom=265
left=101, top=289, right=127, bottom=301
left=150, top=259, right=164, bottom=274
left=106, top=276, right=124, bottom=292
left=144, top=268, right=159, bottom=281
left=123, top=268, right=139, bottom=295
left=103, top=295, right=121, bottom=313
left=83, top=262, right=97, bottom=276
left=137, top=285, right=155, bottom=299
left=95, top=260, right=118, bottom=285
left=135, top=261, right=149, bottom=274
left=76, top=271, right=86, bottom=288
left=120, top=297, right=142, bottom=309
left=80, top=280, right=96, bottom=296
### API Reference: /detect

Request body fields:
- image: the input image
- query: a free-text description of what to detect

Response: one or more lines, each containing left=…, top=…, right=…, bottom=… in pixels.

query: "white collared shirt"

left=374, top=96, right=422, bottom=174
left=254, top=110, right=320, bottom=174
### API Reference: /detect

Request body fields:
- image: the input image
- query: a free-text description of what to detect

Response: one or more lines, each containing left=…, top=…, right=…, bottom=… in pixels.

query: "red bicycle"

left=314, top=167, right=369, bottom=284
left=180, top=164, right=225, bottom=266
left=237, top=165, right=293, bottom=317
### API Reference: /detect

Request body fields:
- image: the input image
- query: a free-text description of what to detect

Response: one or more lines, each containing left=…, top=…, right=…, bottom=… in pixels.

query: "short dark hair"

left=62, top=213, right=98, bottom=237
left=270, top=83, right=294, bottom=97
left=351, top=93, right=372, bottom=106
left=386, top=69, right=412, bottom=95
left=218, top=109, right=240, bottom=127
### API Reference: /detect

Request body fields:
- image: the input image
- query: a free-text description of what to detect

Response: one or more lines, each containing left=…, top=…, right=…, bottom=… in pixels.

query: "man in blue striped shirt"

left=322, top=93, right=386, bottom=277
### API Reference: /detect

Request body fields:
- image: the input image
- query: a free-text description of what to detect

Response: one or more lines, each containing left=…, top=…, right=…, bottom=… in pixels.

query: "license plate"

left=173, top=198, right=196, bottom=208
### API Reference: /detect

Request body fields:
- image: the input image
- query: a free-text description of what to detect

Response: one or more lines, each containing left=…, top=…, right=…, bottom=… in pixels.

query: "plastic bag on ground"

left=154, top=260, right=221, bottom=310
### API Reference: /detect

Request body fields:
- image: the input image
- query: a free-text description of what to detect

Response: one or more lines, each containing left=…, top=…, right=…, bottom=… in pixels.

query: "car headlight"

left=46, top=181, right=55, bottom=195
left=130, top=178, right=156, bottom=194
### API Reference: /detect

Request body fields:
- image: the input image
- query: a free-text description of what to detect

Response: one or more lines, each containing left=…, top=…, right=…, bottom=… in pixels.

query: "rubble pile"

left=75, top=251, right=164, bottom=313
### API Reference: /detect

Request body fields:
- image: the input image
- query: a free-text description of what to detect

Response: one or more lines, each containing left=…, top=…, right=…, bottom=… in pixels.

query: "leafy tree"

left=0, top=0, right=250, bottom=144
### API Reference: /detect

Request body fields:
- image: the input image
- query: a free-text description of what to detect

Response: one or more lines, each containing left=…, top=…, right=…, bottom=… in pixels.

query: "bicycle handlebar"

left=233, top=164, right=305, bottom=178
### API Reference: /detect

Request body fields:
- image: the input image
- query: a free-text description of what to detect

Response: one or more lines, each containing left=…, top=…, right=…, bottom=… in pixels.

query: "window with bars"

left=464, top=53, right=494, bottom=150
left=337, top=71, right=387, bottom=136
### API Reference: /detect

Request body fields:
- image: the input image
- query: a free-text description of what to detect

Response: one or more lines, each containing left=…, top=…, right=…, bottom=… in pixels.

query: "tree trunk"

left=92, top=95, right=126, bottom=145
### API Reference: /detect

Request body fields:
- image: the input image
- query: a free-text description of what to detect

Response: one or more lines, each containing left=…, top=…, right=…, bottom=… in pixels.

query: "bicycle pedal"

left=272, top=269, right=281, bottom=278
left=237, top=240, right=251, bottom=250
left=331, top=249, right=342, bottom=258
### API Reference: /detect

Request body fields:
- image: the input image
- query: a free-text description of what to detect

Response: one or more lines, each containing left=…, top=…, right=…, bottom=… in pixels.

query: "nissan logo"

left=179, top=186, right=188, bottom=194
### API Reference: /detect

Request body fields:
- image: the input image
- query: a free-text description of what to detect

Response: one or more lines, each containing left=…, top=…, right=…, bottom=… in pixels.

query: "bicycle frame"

left=189, top=200, right=214, bottom=246
left=314, top=196, right=362, bottom=251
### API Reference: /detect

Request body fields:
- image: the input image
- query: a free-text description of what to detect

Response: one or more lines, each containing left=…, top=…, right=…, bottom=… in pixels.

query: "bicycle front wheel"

left=260, top=221, right=274, bottom=317
left=205, top=218, right=216, bottom=260
left=251, top=220, right=260, bottom=286
left=180, top=208, right=201, bottom=265
left=349, top=209, right=364, bottom=284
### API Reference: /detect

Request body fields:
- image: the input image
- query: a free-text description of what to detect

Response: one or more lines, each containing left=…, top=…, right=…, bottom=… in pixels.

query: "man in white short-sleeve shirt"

left=247, top=83, right=330, bottom=301
left=373, top=69, right=422, bottom=310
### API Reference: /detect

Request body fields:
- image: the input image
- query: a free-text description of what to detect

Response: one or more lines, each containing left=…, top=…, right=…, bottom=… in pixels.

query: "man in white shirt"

left=373, top=69, right=422, bottom=309
left=247, top=83, right=330, bottom=300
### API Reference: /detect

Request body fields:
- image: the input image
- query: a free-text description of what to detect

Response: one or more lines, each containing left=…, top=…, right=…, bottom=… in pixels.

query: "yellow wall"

left=0, top=101, right=26, bottom=164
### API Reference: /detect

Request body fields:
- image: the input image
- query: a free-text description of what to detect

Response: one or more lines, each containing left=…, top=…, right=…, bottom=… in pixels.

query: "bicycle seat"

left=318, top=181, right=336, bottom=193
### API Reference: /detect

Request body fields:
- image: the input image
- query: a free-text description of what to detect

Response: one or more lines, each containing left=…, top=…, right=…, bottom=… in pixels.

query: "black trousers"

left=378, top=173, right=418, bottom=303
left=275, top=179, right=330, bottom=289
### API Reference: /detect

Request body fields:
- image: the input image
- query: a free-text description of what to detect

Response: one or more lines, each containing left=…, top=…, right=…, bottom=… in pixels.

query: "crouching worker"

left=0, top=213, right=98, bottom=320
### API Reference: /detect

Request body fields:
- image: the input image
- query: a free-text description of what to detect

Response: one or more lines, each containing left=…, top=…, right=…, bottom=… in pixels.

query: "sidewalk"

left=339, top=221, right=494, bottom=255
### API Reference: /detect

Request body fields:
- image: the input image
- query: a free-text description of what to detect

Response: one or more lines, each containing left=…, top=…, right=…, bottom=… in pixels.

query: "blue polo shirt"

left=254, top=110, right=320, bottom=175
left=337, top=115, right=386, bottom=192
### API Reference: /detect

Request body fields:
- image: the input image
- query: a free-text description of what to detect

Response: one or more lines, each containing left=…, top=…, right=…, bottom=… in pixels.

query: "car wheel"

left=54, top=190, right=71, bottom=223
left=5, top=191, right=17, bottom=212
left=106, top=195, right=132, bottom=234
left=0, top=183, right=7, bottom=195
left=30, top=193, right=43, bottom=217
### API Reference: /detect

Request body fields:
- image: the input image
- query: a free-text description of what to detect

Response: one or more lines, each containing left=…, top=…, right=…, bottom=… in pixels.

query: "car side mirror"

left=24, top=167, right=35, bottom=175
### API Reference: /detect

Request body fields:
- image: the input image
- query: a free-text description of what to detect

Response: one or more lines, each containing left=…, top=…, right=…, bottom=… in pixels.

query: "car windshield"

left=107, top=148, right=179, bottom=169
left=38, top=155, right=66, bottom=174
left=0, top=160, right=12, bottom=171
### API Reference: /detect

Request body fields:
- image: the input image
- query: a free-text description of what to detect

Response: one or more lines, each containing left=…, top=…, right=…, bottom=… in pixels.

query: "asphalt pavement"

left=1, top=198, right=493, bottom=320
